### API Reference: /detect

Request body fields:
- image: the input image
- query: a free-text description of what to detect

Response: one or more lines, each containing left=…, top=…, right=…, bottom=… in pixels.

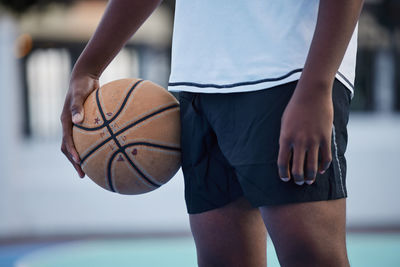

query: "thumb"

left=71, top=98, right=85, bottom=124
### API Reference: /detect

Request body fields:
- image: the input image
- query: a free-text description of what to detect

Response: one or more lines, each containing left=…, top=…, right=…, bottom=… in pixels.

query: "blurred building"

left=15, top=0, right=173, bottom=139
left=355, top=0, right=400, bottom=112
left=0, top=0, right=399, bottom=240
left=7, top=0, right=400, bottom=141
left=0, top=0, right=190, bottom=239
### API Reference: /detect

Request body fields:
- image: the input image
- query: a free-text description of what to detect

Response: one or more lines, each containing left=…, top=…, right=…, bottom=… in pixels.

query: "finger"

left=277, top=139, right=292, bottom=182
left=67, top=151, right=85, bottom=178
left=61, top=112, right=84, bottom=177
left=70, top=92, right=85, bottom=124
left=304, top=145, right=318, bottom=185
left=291, top=143, right=306, bottom=186
left=64, top=131, right=81, bottom=164
left=318, top=139, right=332, bottom=174
left=61, top=111, right=81, bottom=164
left=61, top=142, right=85, bottom=178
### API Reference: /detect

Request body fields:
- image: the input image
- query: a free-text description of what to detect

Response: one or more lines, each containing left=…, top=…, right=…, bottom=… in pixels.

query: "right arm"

left=60, top=0, right=162, bottom=178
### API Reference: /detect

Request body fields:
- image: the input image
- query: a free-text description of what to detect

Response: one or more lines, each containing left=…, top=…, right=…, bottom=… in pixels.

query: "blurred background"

left=0, top=0, right=399, bottom=266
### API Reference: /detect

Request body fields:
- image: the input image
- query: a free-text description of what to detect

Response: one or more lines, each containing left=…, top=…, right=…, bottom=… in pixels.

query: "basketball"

left=72, top=78, right=181, bottom=195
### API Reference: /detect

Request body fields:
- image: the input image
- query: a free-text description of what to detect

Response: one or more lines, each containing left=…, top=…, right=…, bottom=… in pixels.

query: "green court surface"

left=1, top=233, right=399, bottom=267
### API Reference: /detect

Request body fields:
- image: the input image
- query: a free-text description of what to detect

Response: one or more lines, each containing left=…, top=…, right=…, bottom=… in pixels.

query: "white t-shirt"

left=167, top=0, right=358, bottom=97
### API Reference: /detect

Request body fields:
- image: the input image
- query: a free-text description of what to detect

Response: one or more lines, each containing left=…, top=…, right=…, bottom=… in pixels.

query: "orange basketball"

left=72, top=79, right=181, bottom=194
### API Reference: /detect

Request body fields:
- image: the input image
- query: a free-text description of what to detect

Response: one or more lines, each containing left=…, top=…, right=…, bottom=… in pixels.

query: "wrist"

left=71, top=62, right=101, bottom=81
left=300, top=68, right=334, bottom=87
left=71, top=50, right=104, bottom=81
left=293, top=75, right=333, bottom=102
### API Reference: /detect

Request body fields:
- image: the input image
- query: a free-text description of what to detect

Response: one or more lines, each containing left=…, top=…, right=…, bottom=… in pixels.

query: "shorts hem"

left=250, top=194, right=348, bottom=209
left=186, top=191, right=245, bottom=215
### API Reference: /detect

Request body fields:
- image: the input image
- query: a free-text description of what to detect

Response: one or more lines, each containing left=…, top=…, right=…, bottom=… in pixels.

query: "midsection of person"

left=168, top=0, right=357, bottom=95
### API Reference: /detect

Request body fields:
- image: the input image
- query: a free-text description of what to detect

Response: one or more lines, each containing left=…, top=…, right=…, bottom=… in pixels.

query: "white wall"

left=346, top=113, right=400, bottom=227
left=0, top=140, right=190, bottom=237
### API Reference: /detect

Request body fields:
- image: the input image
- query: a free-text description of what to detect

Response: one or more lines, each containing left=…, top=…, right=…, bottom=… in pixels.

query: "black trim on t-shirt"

left=168, top=68, right=354, bottom=90
left=336, top=71, right=354, bottom=90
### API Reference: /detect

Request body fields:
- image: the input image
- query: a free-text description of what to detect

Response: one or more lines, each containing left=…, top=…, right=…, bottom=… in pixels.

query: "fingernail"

left=320, top=169, right=326, bottom=174
left=295, top=180, right=304, bottom=186
left=72, top=113, right=82, bottom=123
left=305, top=180, right=314, bottom=185
left=323, top=162, right=331, bottom=170
left=306, top=171, right=316, bottom=179
left=73, top=155, right=80, bottom=163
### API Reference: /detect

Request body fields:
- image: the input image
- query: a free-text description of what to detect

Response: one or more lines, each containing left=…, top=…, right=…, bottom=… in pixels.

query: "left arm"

left=277, top=0, right=364, bottom=185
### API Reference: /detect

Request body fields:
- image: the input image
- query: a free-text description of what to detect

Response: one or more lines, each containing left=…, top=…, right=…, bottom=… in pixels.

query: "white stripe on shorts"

left=332, top=124, right=346, bottom=196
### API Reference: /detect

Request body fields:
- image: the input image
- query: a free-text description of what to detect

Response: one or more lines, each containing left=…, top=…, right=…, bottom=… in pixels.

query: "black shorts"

left=178, top=79, right=351, bottom=214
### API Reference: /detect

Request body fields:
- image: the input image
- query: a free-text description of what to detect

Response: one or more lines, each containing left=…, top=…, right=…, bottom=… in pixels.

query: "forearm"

left=72, top=0, right=162, bottom=78
left=298, top=0, right=364, bottom=95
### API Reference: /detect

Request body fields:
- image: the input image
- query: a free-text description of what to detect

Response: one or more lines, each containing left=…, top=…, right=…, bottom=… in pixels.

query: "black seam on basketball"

left=107, top=125, right=121, bottom=148
left=80, top=136, right=113, bottom=163
left=112, top=104, right=179, bottom=137
left=79, top=104, right=180, bottom=164
left=74, top=123, right=103, bottom=131
left=108, top=79, right=144, bottom=122
left=96, top=86, right=160, bottom=190
left=102, top=103, right=118, bottom=192
left=117, top=142, right=181, bottom=187
left=107, top=148, right=160, bottom=189
left=122, top=142, right=181, bottom=152
left=95, top=86, right=119, bottom=192
left=107, top=152, right=118, bottom=192
left=97, top=90, right=108, bottom=124
left=121, top=150, right=159, bottom=187
left=106, top=142, right=180, bottom=189
left=107, top=128, right=160, bottom=189
left=73, top=80, right=144, bottom=131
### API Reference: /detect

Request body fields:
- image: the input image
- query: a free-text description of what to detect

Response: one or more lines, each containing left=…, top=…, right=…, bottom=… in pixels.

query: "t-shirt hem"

left=168, top=71, right=354, bottom=97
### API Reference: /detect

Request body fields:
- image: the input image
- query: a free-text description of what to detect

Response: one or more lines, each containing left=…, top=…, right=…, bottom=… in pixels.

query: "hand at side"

left=278, top=81, right=333, bottom=185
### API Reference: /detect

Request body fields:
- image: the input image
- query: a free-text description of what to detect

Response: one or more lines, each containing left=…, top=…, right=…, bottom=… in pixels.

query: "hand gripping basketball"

left=70, top=78, right=181, bottom=194
left=61, top=73, right=100, bottom=178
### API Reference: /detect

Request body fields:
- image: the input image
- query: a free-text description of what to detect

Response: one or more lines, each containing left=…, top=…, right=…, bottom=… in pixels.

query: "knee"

left=277, top=242, right=349, bottom=267
left=197, top=256, right=225, bottom=267
left=196, top=245, right=266, bottom=267
left=197, top=256, right=233, bottom=267
left=195, top=246, right=231, bottom=267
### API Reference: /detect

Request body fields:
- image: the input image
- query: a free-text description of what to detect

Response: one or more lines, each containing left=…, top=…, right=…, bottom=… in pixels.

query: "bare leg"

left=189, top=196, right=267, bottom=267
left=260, top=198, right=349, bottom=267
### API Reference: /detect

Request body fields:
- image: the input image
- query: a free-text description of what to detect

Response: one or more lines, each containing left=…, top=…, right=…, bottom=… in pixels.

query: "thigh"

left=198, top=80, right=352, bottom=209
left=260, top=199, right=349, bottom=267
left=179, top=91, right=245, bottom=214
left=190, top=196, right=267, bottom=267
